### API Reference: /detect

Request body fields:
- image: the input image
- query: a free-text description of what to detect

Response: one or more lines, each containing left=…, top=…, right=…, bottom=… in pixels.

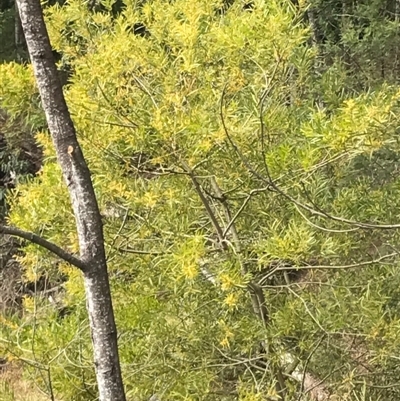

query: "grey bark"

left=13, top=0, right=126, bottom=400
left=0, top=225, right=86, bottom=269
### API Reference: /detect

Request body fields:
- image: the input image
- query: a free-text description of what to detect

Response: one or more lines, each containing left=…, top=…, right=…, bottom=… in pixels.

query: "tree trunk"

left=14, top=3, right=26, bottom=60
left=14, top=1, right=126, bottom=400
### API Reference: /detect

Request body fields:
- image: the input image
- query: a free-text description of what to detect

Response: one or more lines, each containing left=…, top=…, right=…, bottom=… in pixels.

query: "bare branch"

left=294, top=204, right=359, bottom=233
left=258, top=252, right=398, bottom=285
left=210, top=177, right=241, bottom=251
left=296, top=335, right=326, bottom=401
left=0, top=224, right=87, bottom=270
left=209, top=178, right=270, bottom=327
left=223, top=186, right=270, bottom=238
left=180, top=160, right=227, bottom=249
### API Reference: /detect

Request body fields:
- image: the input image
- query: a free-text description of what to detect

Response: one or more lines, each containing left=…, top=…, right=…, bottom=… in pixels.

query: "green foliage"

left=0, top=8, right=15, bottom=62
left=310, top=0, right=400, bottom=90
left=0, top=63, right=43, bottom=127
left=2, top=0, right=400, bottom=400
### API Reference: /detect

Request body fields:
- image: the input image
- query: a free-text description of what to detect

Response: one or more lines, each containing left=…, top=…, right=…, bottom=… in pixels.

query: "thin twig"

left=297, top=335, right=326, bottom=401
left=258, top=252, right=397, bottom=285
left=223, top=186, right=270, bottom=238
left=287, top=286, right=327, bottom=333
left=220, top=88, right=400, bottom=230
left=294, top=204, right=359, bottom=233
left=117, top=247, right=166, bottom=255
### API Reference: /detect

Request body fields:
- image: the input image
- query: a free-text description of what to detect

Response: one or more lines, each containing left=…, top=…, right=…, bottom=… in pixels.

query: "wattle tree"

left=2, top=1, right=400, bottom=400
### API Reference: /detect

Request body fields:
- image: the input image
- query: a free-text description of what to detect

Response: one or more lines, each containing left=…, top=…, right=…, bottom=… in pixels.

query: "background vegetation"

left=2, top=0, right=400, bottom=400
